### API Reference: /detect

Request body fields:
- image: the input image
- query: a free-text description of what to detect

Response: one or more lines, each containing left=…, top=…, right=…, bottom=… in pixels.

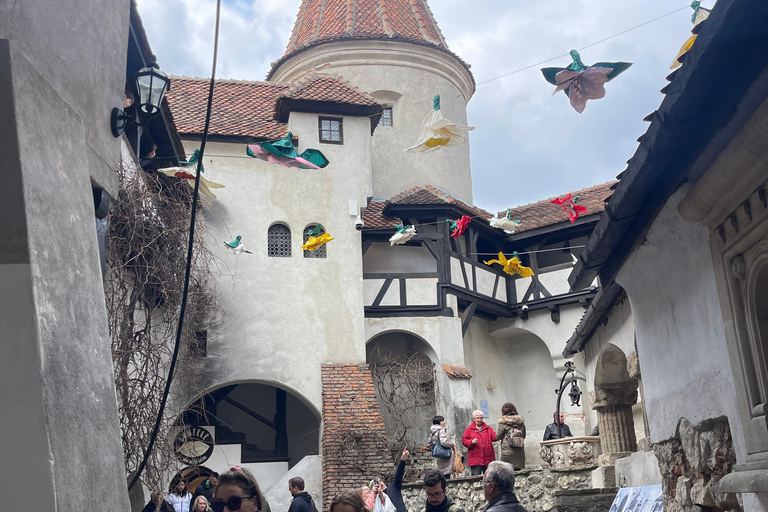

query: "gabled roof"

left=361, top=184, right=491, bottom=230
left=167, top=73, right=383, bottom=140
left=279, top=72, right=382, bottom=107
left=268, top=0, right=472, bottom=82
left=389, top=184, right=492, bottom=219
left=499, top=181, right=617, bottom=234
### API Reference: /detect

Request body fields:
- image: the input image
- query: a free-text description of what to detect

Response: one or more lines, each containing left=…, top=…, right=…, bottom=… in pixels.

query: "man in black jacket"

left=542, top=412, right=573, bottom=441
left=288, top=477, right=317, bottom=512
left=385, top=446, right=409, bottom=512
left=192, top=472, right=219, bottom=504
left=482, top=461, right=528, bottom=512
left=424, top=470, right=463, bottom=512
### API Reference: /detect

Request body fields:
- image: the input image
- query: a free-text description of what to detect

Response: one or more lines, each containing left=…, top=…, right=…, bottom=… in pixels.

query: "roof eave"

left=274, top=97, right=383, bottom=134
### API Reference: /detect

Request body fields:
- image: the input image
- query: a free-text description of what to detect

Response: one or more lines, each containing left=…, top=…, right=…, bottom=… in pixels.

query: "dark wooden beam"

left=222, top=396, right=276, bottom=430
left=399, top=278, right=407, bottom=306
left=362, top=239, right=373, bottom=255
left=461, top=302, right=478, bottom=337
left=364, top=272, right=438, bottom=279
left=372, top=279, right=393, bottom=307
left=275, top=389, right=288, bottom=457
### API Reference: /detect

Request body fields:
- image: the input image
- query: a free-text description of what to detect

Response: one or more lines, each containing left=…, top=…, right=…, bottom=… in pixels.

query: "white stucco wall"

left=615, top=187, right=745, bottom=457
left=187, top=111, right=373, bottom=413
left=270, top=41, right=474, bottom=203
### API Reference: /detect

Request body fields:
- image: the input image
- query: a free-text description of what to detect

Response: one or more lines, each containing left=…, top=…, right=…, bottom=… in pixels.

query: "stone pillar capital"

left=590, top=384, right=638, bottom=409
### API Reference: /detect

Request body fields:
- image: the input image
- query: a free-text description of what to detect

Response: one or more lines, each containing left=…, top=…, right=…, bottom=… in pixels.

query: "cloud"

left=136, top=0, right=702, bottom=212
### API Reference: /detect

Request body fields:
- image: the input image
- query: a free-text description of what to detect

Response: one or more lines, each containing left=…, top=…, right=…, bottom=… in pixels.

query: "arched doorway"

left=178, top=382, right=320, bottom=491
left=366, top=331, right=438, bottom=448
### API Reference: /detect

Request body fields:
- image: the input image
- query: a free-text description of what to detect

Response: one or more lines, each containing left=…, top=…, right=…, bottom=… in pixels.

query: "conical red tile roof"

left=286, top=0, right=447, bottom=53
left=270, top=0, right=471, bottom=79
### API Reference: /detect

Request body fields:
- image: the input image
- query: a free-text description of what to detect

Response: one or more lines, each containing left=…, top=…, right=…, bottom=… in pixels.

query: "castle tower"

left=268, top=0, right=476, bottom=203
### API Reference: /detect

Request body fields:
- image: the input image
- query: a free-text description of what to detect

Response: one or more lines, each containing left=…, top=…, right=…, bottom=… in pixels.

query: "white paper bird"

left=490, top=210, right=522, bottom=233
left=389, top=225, right=417, bottom=246
left=404, top=95, right=474, bottom=153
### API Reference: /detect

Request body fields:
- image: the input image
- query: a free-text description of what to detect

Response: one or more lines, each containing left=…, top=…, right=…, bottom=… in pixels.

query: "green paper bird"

left=224, top=235, right=252, bottom=255
left=181, top=149, right=203, bottom=173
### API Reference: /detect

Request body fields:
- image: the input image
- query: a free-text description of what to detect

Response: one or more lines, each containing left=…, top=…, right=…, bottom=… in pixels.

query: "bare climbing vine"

left=105, top=159, right=218, bottom=493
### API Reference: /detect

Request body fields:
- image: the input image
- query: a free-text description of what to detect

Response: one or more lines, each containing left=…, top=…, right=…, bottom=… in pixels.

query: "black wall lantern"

left=111, top=62, right=170, bottom=137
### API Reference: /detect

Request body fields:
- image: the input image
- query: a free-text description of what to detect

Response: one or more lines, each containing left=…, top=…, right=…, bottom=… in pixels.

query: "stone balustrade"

left=539, top=436, right=602, bottom=471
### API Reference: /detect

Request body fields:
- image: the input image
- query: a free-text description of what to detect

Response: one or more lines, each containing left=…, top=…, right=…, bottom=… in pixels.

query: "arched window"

left=268, top=223, right=291, bottom=257
left=303, top=224, right=327, bottom=259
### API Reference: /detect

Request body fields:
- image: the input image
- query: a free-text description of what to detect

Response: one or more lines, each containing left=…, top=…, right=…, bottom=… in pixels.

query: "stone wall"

left=401, top=467, right=592, bottom=512
left=653, top=417, right=741, bottom=512
left=322, top=364, right=391, bottom=509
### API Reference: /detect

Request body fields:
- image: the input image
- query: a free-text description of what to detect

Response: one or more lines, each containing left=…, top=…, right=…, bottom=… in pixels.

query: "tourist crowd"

left=142, top=402, right=577, bottom=512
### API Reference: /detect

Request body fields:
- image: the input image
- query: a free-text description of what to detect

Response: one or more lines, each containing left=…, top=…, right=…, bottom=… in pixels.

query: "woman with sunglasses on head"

left=331, top=490, right=371, bottom=512
left=211, top=466, right=264, bottom=512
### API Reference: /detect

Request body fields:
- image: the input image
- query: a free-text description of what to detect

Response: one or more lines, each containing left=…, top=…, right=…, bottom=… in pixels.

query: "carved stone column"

left=591, top=385, right=638, bottom=466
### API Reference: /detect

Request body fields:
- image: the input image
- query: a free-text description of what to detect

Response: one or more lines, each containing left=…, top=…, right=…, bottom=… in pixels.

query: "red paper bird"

left=551, top=194, right=587, bottom=223
left=447, top=215, right=472, bottom=239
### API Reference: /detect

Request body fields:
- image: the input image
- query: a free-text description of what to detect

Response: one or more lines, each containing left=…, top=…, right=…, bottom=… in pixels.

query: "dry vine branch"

left=105, top=160, right=219, bottom=493
left=370, top=350, right=443, bottom=479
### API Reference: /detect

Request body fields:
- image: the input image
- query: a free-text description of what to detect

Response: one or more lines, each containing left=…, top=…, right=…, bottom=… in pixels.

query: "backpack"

left=505, top=424, right=525, bottom=448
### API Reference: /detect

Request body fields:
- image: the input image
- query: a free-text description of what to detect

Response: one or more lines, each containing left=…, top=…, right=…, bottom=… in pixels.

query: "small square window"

left=319, top=117, right=343, bottom=144
left=378, top=107, right=393, bottom=128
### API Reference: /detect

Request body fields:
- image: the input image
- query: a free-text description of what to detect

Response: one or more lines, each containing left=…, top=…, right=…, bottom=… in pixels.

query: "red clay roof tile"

left=167, top=73, right=381, bottom=139
left=271, top=0, right=471, bottom=81
left=442, top=365, right=472, bottom=379
left=499, top=181, right=617, bottom=234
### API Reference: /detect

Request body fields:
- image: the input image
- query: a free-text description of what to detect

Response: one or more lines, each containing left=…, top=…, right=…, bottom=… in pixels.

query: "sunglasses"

left=211, top=496, right=257, bottom=512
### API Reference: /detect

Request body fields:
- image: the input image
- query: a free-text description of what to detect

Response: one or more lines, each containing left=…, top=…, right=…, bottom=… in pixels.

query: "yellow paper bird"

left=484, top=251, right=534, bottom=278
left=404, top=95, right=474, bottom=153
left=302, top=232, right=334, bottom=251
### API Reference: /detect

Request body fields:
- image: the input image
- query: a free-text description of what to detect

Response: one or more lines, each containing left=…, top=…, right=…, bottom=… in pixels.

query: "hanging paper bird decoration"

left=447, top=215, right=472, bottom=239
left=490, top=210, right=522, bottom=233
left=389, top=224, right=417, bottom=246
left=181, top=149, right=204, bottom=172
left=671, top=2, right=711, bottom=69
left=541, top=50, right=632, bottom=113
left=691, top=0, right=711, bottom=27
left=302, top=224, right=334, bottom=251
left=224, top=235, right=253, bottom=255
left=246, top=132, right=329, bottom=169
left=483, top=251, right=535, bottom=278
left=158, top=150, right=225, bottom=199
left=551, top=193, right=587, bottom=223
left=404, top=95, right=475, bottom=152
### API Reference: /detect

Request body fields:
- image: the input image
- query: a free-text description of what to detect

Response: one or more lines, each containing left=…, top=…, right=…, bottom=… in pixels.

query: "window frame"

left=318, top=116, right=344, bottom=145
left=377, top=107, right=393, bottom=128
left=303, top=224, right=327, bottom=259
left=267, top=223, right=292, bottom=258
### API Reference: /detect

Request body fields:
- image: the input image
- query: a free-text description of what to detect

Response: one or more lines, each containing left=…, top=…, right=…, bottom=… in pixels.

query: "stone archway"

left=592, top=344, right=639, bottom=466
left=366, top=331, right=438, bottom=448
left=179, top=381, right=321, bottom=491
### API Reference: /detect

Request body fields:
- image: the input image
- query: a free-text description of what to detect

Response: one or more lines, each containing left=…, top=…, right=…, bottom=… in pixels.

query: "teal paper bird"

left=224, top=236, right=252, bottom=255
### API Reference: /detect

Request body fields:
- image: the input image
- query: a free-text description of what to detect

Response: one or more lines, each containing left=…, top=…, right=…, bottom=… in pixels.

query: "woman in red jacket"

left=462, top=409, right=498, bottom=475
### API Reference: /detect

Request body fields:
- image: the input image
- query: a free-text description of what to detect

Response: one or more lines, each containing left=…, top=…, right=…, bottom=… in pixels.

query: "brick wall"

left=322, top=364, right=391, bottom=509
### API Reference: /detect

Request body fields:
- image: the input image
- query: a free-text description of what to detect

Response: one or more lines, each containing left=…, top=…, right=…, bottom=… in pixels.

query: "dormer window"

left=319, top=117, right=343, bottom=144
left=378, top=107, right=393, bottom=128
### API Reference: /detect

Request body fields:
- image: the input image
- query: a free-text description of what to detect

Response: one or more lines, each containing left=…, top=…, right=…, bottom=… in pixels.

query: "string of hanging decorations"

left=146, top=1, right=697, bottom=162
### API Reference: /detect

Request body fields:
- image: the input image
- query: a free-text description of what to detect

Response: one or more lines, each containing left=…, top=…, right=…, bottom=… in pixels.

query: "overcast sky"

left=135, top=0, right=702, bottom=212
